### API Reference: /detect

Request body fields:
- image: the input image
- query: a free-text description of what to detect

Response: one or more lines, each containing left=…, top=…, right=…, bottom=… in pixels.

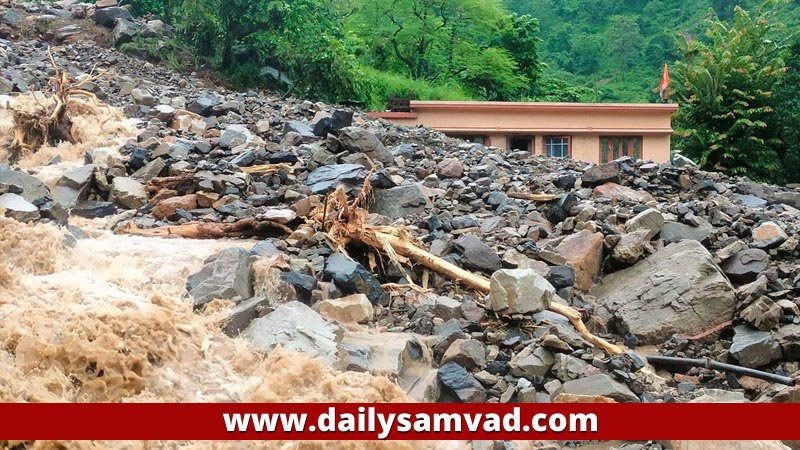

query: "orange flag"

left=659, top=63, right=670, bottom=101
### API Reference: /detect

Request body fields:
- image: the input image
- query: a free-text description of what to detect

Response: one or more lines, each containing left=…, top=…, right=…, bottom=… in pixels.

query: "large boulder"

left=0, top=168, right=49, bottom=203
left=338, top=127, right=394, bottom=166
left=554, top=230, right=604, bottom=291
left=242, top=301, right=341, bottom=365
left=94, top=6, right=131, bottom=27
left=186, top=248, right=253, bottom=308
left=369, top=184, right=428, bottom=219
left=592, top=240, right=735, bottom=345
left=306, top=164, right=367, bottom=195
left=489, top=269, right=554, bottom=314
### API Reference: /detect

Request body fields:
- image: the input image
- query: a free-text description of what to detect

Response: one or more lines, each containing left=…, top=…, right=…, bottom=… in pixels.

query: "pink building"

left=370, top=101, right=679, bottom=165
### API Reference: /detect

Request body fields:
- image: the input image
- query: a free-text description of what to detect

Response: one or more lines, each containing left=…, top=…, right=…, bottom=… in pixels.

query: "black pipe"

left=646, top=355, right=796, bottom=386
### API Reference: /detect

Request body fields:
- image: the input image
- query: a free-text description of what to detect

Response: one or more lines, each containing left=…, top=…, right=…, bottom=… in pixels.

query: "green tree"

left=774, top=39, right=800, bottom=181
left=673, top=6, right=787, bottom=180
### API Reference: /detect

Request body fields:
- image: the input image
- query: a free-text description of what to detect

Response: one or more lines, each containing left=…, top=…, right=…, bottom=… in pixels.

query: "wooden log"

left=241, top=164, right=293, bottom=174
left=373, top=230, right=623, bottom=355
left=508, top=192, right=559, bottom=202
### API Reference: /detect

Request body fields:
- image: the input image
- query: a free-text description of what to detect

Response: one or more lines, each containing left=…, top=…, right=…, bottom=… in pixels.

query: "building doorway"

left=508, top=135, right=533, bottom=152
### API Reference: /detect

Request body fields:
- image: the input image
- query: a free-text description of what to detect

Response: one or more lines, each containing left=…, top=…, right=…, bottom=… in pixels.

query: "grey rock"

left=72, top=201, right=115, bottom=218
left=151, top=104, right=175, bottom=121
left=112, top=18, right=137, bottom=45
left=581, top=162, right=619, bottom=186
left=751, top=221, right=788, bottom=250
left=283, top=120, right=315, bottom=138
left=223, top=296, right=269, bottom=337
left=187, top=94, right=221, bottom=116
left=250, top=241, right=281, bottom=257
left=625, top=208, right=664, bottom=239
left=441, top=339, right=486, bottom=370
left=94, top=6, right=131, bottom=27
left=592, top=240, right=735, bottom=345
left=672, top=154, right=697, bottom=167
left=454, top=234, right=501, bottom=273
left=0, top=193, right=39, bottom=222
left=489, top=269, right=554, bottom=314
left=280, top=271, right=317, bottom=304
left=612, top=229, right=650, bottom=264
left=110, top=177, right=147, bottom=209
left=661, top=222, right=713, bottom=243
left=775, top=324, right=800, bottom=361
left=551, top=353, right=591, bottom=382
left=437, top=361, right=486, bottom=403
left=219, top=128, right=249, bottom=149
left=369, top=184, right=428, bottom=219
left=242, top=301, right=340, bottom=365
left=324, top=253, right=385, bottom=304
left=131, top=158, right=166, bottom=183
left=330, top=109, right=353, bottom=131
left=509, top=345, right=555, bottom=378
left=130, top=88, right=156, bottom=106
left=555, top=374, right=639, bottom=402
left=186, top=248, right=253, bottom=308
left=338, top=127, right=394, bottom=166
left=721, top=249, right=769, bottom=283
left=546, top=265, right=575, bottom=289
left=740, top=297, right=781, bottom=331
left=58, top=164, right=95, bottom=190
left=2, top=9, right=21, bottom=26
left=0, top=168, right=49, bottom=203
left=772, top=191, right=800, bottom=209
left=306, top=164, right=367, bottom=195
left=729, top=324, right=782, bottom=368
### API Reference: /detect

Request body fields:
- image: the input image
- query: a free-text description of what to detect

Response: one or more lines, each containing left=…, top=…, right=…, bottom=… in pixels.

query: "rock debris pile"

left=1, top=2, right=800, bottom=450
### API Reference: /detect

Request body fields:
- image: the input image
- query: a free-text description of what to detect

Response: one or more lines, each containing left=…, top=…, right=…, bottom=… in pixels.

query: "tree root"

left=119, top=218, right=291, bottom=239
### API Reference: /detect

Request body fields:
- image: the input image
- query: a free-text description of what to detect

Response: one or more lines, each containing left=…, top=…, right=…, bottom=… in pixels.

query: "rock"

left=546, top=265, right=575, bottom=289
left=721, top=248, right=769, bottom=283
left=547, top=193, right=578, bottom=224
left=501, top=249, right=549, bottom=275
left=130, top=88, right=156, bottom=106
left=581, top=162, right=619, bottom=186
left=437, top=158, right=464, bottom=178
left=437, top=361, right=486, bottom=403
left=454, top=234, right=501, bottom=273
left=775, top=324, right=800, bottom=360
left=110, top=177, right=147, bottom=209
left=662, top=222, right=713, bottom=243
left=729, top=324, right=782, bottom=368
left=671, top=154, right=698, bottom=168
left=625, top=209, right=664, bottom=239
left=740, top=297, right=782, bottom=331
left=187, top=94, right=220, bottom=116
left=751, top=221, right=788, bottom=250
left=551, top=353, right=591, bottom=382
left=592, top=240, right=735, bottom=345
left=152, top=194, right=197, bottom=219
left=283, top=120, right=315, bottom=139
left=772, top=191, right=800, bottom=209
left=338, top=127, right=394, bottom=166
left=554, top=230, right=604, bottom=291
left=317, top=293, right=374, bottom=324
left=441, top=339, right=486, bottom=370
left=219, top=128, right=249, bottom=149
left=612, top=229, right=650, bottom=264
left=489, top=269, right=554, bottom=314
left=112, top=18, right=137, bottom=45
left=555, top=374, right=639, bottom=403
left=370, top=184, right=428, bottom=218
left=324, top=253, right=386, bottom=304
left=142, top=19, right=168, bottom=37
left=72, top=201, right=115, bottom=218
left=94, top=6, right=131, bottom=27
left=59, top=164, right=95, bottom=190
left=0, top=193, right=39, bottom=222
left=279, top=271, right=316, bottom=304
left=186, top=248, right=253, bottom=308
left=222, top=296, right=269, bottom=337
left=330, top=109, right=353, bottom=131
left=131, top=158, right=166, bottom=183
left=593, top=183, right=655, bottom=203
left=242, top=301, right=340, bottom=365
left=509, top=345, right=555, bottom=378
left=0, top=168, right=49, bottom=203
left=306, top=164, right=367, bottom=195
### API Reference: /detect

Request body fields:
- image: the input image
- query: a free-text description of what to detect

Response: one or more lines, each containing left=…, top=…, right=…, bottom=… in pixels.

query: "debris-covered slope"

left=1, top=2, right=800, bottom=450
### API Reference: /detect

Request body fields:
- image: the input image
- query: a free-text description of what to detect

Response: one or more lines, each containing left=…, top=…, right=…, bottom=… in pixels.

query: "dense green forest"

left=122, top=0, right=800, bottom=183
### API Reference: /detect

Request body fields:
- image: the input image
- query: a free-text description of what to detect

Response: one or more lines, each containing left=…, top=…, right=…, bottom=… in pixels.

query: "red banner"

left=1, top=403, right=798, bottom=440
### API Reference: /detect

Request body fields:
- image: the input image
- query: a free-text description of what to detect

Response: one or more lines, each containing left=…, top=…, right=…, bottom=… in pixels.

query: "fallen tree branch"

left=240, top=163, right=294, bottom=174
left=145, top=173, right=196, bottom=193
left=646, top=356, right=795, bottom=386
left=119, top=218, right=291, bottom=239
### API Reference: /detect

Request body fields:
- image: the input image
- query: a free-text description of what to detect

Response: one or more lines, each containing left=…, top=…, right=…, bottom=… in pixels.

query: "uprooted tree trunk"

left=9, top=55, right=101, bottom=164
left=312, top=182, right=624, bottom=356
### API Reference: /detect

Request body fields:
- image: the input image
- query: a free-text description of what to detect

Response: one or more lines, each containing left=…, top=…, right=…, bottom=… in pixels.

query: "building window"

left=508, top=136, right=533, bottom=152
left=544, top=136, right=571, bottom=158
left=600, top=136, right=643, bottom=163
left=462, top=135, right=485, bottom=145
